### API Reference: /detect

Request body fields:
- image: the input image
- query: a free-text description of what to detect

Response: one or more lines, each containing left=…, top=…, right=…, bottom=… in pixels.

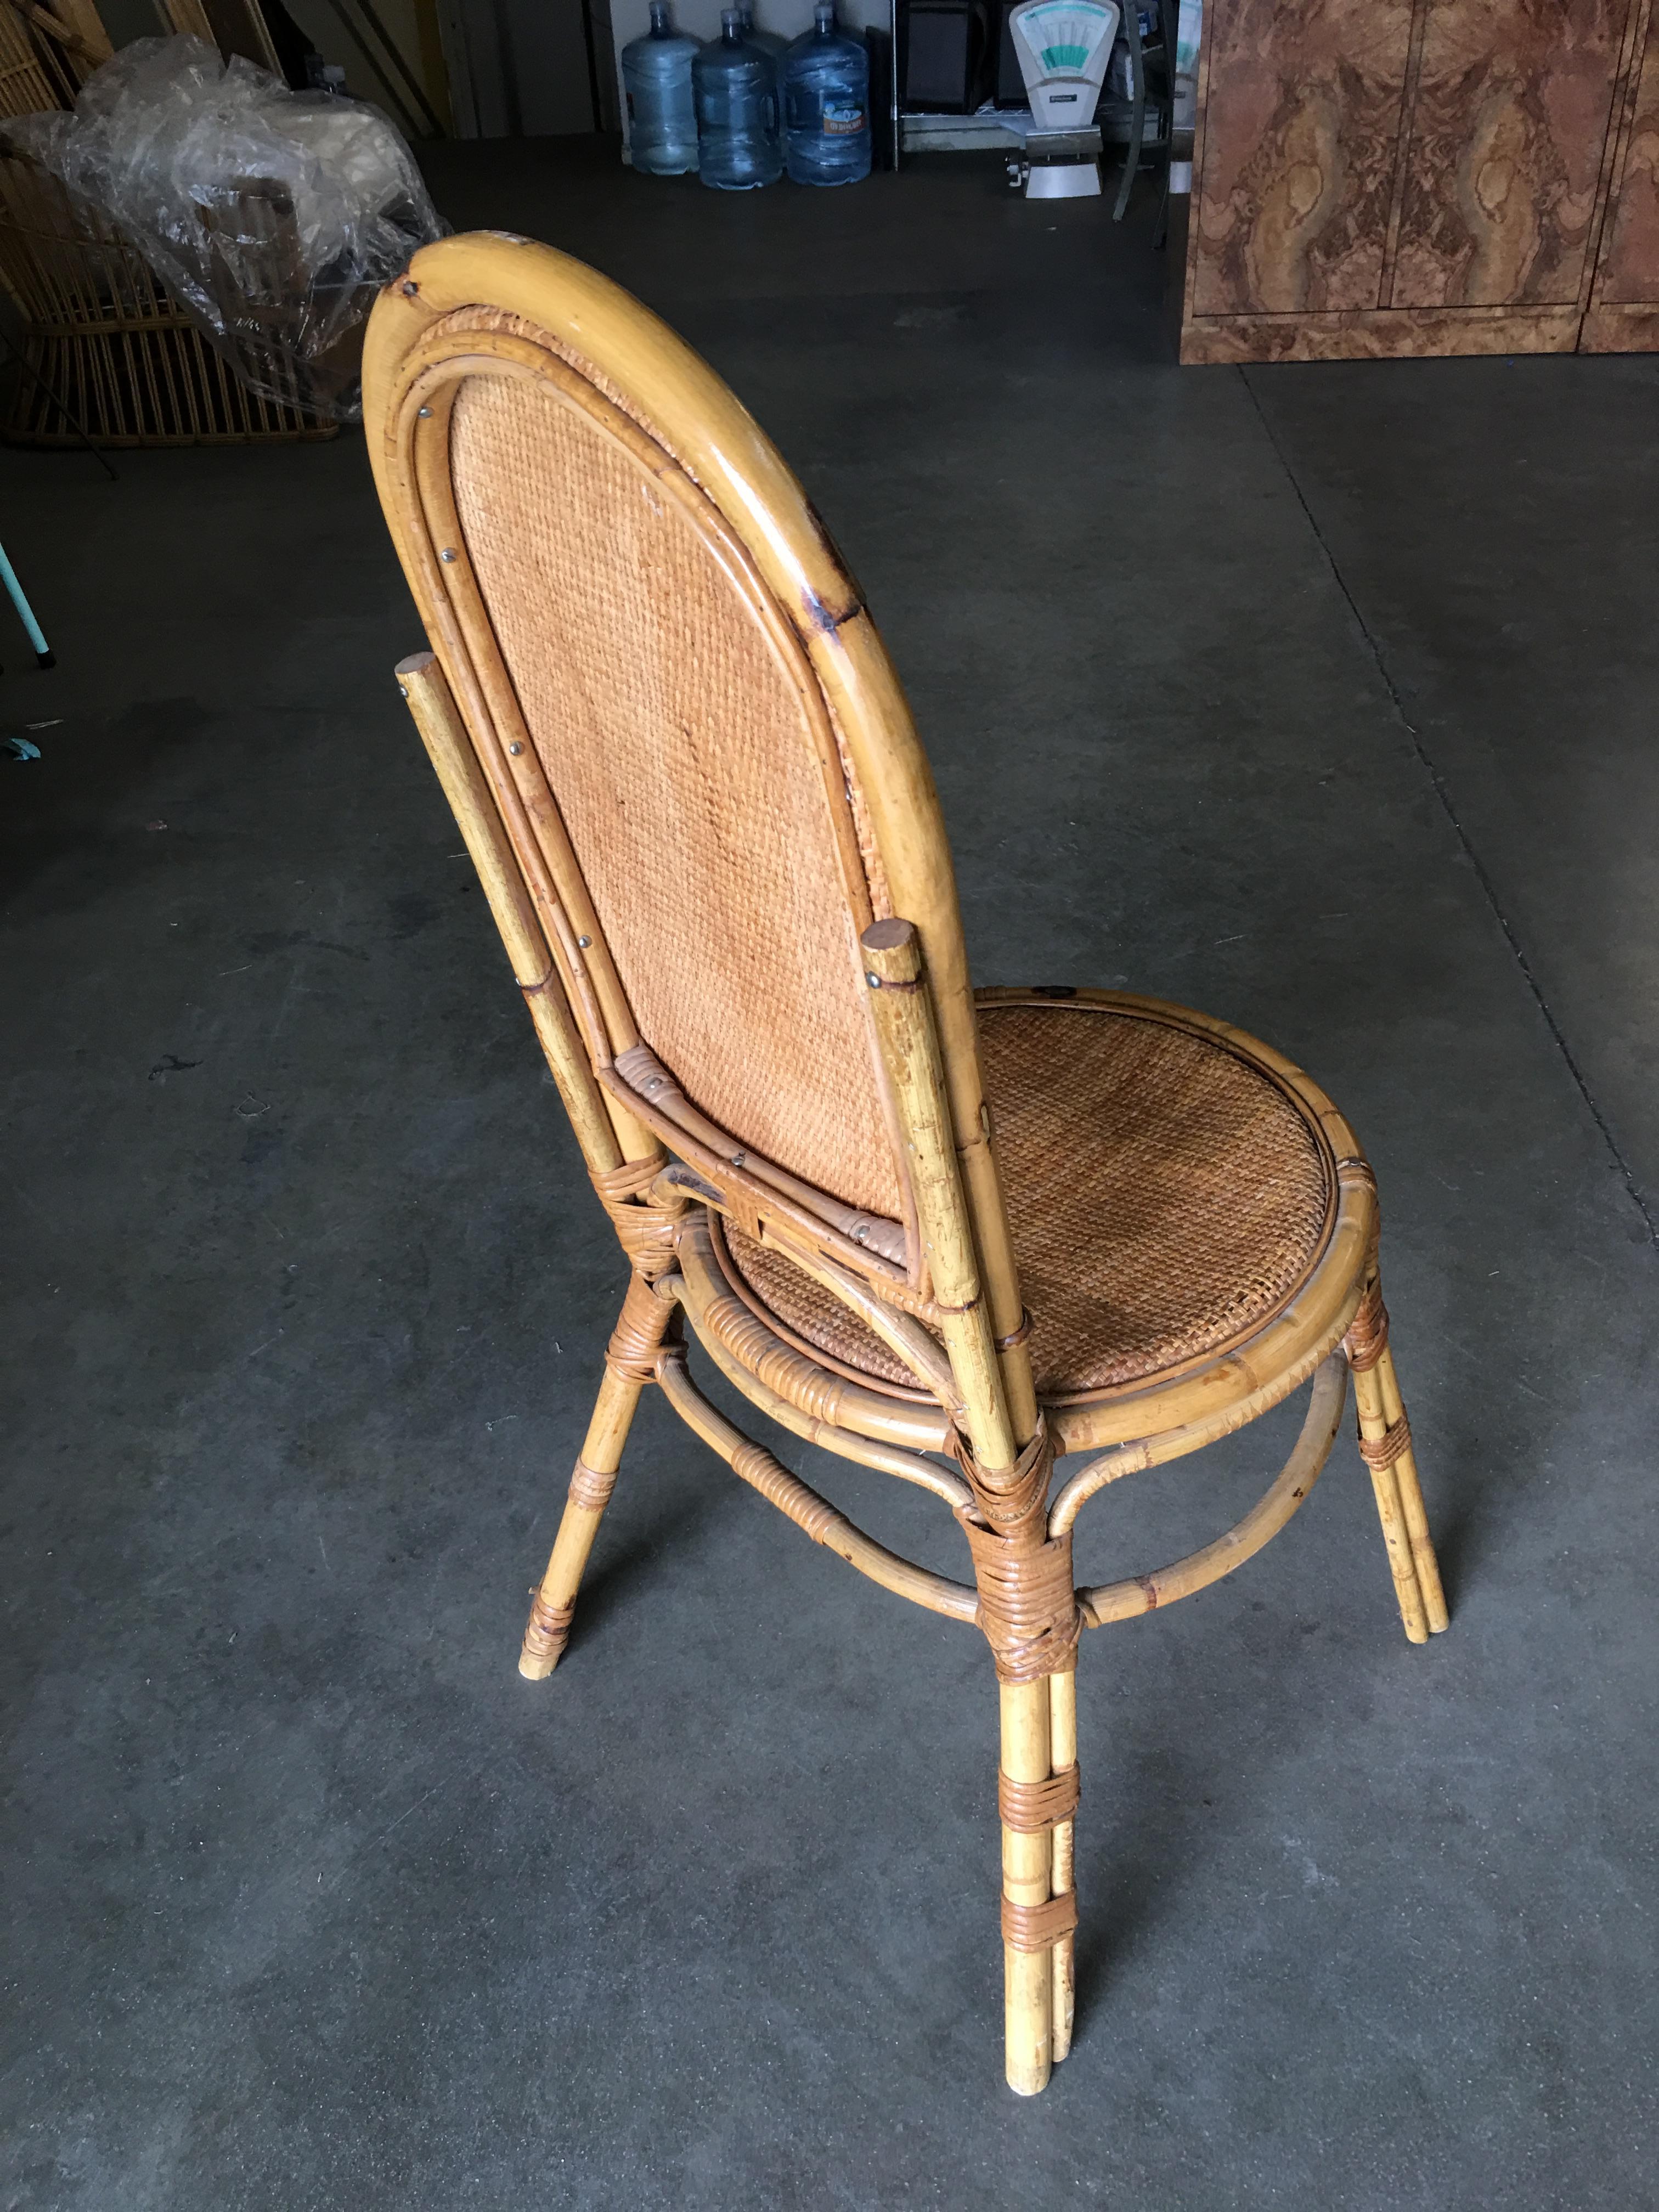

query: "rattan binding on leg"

left=999, top=1765, right=1080, bottom=1831
left=1002, top=1892, right=1080, bottom=1951
left=1357, top=1416, right=1413, bottom=1472
left=567, top=1459, right=619, bottom=1510
left=1344, top=1277, right=1389, bottom=1371
left=520, top=1590, right=577, bottom=1671
left=606, top=1274, right=676, bottom=1385
left=591, top=1156, right=682, bottom=1279
left=954, top=1418, right=1082, bottom=1683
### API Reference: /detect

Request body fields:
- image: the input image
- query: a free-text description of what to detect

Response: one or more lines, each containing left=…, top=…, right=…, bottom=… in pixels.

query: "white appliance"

left=1007, top=0, right=1120, bottom=198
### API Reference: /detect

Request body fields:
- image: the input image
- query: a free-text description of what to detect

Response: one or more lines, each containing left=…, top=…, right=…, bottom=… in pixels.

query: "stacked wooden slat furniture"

left=0, top=0, right=332, bottom=445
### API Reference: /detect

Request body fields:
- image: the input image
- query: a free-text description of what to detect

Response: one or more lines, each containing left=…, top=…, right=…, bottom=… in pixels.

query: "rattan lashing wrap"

left=1358, top=1417, right=1413, bottom=1472
left=998, top=1765, right=1080, bottom=1832
left=605, top=1274, right=676, bottom=1386
left=1008, top=1760, right=1084, bottom=1831
left=1343, top=1277, right=1390, bottom=1372
left=590, top=1156, right=682, bottom=1279
left=521, top=1588, right=575, bottom=1669
left=447, top=369, right=904, bottom=1223
left=725, top=1002, right=1333, bottom=1398
left=1002, top=1892, right=1080, bottom=1953
left=955, top=1418, right=1082, bottom=1684
left=567, top=1459, right=620, bottom=1510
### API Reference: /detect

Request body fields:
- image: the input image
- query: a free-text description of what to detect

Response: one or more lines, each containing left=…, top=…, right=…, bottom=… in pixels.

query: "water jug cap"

left=815, top=2, right=834, bottom=24
left=721, top=5, right=743, bottom=30
left=648, top=0, right=670, bottom=25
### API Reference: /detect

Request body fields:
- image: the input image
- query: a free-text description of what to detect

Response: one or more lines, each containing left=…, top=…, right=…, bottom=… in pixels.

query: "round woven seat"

left=719, top=996, right=1338, bottom=1403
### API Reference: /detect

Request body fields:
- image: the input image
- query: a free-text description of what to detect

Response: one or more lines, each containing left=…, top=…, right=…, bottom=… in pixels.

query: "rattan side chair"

left=363, top=233, right=1448, bottom=2097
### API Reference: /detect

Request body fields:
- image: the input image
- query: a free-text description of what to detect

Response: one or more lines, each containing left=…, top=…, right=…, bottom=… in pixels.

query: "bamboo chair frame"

left=363, top=232, right=1448, bottom=2097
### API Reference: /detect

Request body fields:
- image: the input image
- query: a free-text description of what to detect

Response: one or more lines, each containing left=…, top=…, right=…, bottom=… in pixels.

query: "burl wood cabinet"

left=1180, top=0, right=1659, bottom=359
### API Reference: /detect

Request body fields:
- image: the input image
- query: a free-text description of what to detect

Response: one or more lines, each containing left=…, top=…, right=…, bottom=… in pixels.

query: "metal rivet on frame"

left=417, top=405, right=432, bottom=419
left=577, top=935, right=591, bottom=948
left=508, top=742, right=523, bottom=755
left=439, top=547, right=457, bottom=562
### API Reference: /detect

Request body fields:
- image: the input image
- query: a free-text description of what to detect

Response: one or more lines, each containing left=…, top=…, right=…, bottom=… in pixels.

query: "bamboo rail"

left=861, top=920, right=1017, bottom=1477
left=672, top=1232, right=971, bottom=1506
left=655, top=1350, right=980, bottom=1624
left=1077, top=1357, right=1348, bottom=1626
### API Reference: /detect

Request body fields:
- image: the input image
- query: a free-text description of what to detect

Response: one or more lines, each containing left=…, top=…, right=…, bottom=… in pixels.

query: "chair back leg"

left=520, top=1276, right=678, bottom=1677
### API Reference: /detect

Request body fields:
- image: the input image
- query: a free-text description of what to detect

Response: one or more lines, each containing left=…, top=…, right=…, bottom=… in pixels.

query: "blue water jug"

left=622, top=0, right=701, bottom=177
left=693, top=7, right=783, bottom=189
left=781, top=3, right=871, bottom=187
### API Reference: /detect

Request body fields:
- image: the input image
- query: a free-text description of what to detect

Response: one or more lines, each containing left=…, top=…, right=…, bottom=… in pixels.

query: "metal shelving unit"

left=888, top=0, right=1173, bottom=214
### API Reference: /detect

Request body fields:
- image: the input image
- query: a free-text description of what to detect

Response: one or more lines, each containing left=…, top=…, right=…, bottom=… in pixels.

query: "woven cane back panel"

left=447, top=367, right=902, bottom=1220
left=724, top=1002, right=1333, bottom=1397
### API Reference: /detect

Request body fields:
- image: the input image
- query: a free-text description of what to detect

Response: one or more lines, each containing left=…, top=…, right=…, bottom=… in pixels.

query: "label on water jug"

left=822, top=101, right=864, bottom=133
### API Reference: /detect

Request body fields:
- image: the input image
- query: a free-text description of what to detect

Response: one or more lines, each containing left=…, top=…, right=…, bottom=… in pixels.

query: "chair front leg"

left=1345, top=1271, right=1449, bottom=1644
left=1369, top=1336, right=1448, bottom=1633
left=962, top=1438, right=1083, bottom=2095
left=519, top=1273, right=675, bottom=1678
left=1049, top=1667, right=1079, bottom=2061
left=997, top=1666, right=1082, bottom=2090
left=1001, top=1678, right=1056, bottom=2095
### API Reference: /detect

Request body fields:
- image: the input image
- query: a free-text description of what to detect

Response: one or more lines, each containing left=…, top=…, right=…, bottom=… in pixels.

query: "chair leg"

left=1348, top=1273, right=1448, bottom=1645
left=1374, top=1341, right=1449, bottom=1635
left=1001, top=1678, right=1055, bottom=2095
left=1048, top=1668, right=1077, bottom=2062
left=518, top=1275, right=673, bottom=1679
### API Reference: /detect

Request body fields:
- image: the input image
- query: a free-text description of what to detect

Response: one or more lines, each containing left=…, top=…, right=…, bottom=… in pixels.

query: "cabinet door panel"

left=1391, top=0, right=1628, bottom=307
left=1594, top=4, right=1659, bottom=301
left=1192, top=0, right=1417, bottom=317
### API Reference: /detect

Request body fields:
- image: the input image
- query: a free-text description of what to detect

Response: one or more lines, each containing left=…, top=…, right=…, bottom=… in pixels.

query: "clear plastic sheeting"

left=1, top=36, right=445, bottom=419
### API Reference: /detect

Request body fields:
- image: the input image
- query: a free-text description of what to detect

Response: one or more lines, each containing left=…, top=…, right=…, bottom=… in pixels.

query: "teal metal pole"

left=0, top=536, right=53, bottom=668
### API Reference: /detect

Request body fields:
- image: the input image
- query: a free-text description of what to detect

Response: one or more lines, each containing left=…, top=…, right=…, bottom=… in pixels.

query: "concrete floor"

left=3, top=143, right=1657, bottom=2209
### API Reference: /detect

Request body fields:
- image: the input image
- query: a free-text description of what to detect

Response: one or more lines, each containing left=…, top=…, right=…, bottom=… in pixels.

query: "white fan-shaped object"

left=1008, top=0, right=1119, bottom=134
